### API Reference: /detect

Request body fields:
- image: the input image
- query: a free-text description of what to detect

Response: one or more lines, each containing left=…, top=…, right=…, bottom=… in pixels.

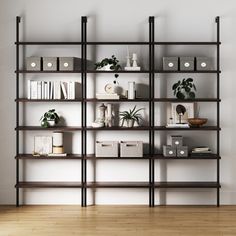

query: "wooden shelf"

left=154, top=181, right=220, bottom=188
left=86, top=182, right=150, bottom=188
left=154, top=98, right=221, bottom=102
left=16, top=181, right=82, bottom=188
left=15, top=154, right=82, bottom=160
left=85, top=98, right=151, bottom=102
left=86, top=126, right=150, bottom=131
left=16, top=70, right=82, bottom=73
left=16, top=98, right=82, bottom=102
left=155, top=70, right=221, bottom=74
left=154, top=126, right=221, bottom=131
left=15, top=126, right=82, bottom=131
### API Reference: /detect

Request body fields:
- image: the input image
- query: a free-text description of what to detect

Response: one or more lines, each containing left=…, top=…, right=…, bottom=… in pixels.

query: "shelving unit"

left=15, top=16, right=221, bottom=207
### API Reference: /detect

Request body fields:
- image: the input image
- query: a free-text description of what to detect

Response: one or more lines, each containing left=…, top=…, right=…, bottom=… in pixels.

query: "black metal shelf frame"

left=15, top=16, right=221, bottom=207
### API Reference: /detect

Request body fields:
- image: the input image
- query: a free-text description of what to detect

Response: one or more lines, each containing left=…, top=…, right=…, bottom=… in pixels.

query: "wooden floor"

left=1, top=205, right=236, bottom=236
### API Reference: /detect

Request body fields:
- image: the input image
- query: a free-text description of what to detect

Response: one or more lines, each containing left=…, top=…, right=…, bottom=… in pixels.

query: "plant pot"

left=97, top=64, right=113, bottom=71
left=47, top=120, right=55, bottom=127
left=126, top=119, right=135, bottom=128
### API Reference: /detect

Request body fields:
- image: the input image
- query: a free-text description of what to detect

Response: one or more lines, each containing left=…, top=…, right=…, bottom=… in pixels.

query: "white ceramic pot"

left=97, top=64, right=113, bottom=71
left=127, top=119, right=135, bottom=128
left=47, top=120, right=55, bottom=127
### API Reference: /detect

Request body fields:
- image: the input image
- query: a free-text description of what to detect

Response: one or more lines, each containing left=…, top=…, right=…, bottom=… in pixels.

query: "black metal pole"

left=16, top=16, right=21, bottom=207
left=216, top=16, right=220, bottom=207
left=81, top=16, right=85, bottom=207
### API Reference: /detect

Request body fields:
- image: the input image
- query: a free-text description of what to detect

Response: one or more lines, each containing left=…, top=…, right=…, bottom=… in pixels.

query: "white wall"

left=0, top=0, right=235, bottom=205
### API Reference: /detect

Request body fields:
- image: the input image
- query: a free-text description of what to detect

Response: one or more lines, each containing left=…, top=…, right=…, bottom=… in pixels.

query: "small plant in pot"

left=40, top=109, right=60, bottom=128
left=119, top=106, right=143, bottom=127
left=172, top=78, right=197, bottom=99
left=95, top=55, right=121, bottom=71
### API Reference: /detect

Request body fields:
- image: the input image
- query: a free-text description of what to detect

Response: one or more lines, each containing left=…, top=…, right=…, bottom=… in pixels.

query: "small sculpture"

left=92, top=103, right=107, bottom=127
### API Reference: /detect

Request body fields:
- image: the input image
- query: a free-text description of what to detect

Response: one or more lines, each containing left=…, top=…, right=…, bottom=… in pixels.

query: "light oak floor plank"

left=0, top=205, right=236, bottom=236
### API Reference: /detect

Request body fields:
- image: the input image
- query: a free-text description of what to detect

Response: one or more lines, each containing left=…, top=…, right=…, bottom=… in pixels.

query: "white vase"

left=127, top=119, right=135, bottom=128
left=47, top=120, right=55, bottom=127
left=97, top=65, right=113, bottom=71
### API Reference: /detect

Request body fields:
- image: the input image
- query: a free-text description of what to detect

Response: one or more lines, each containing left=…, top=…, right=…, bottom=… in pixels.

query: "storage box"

left=163, top=57, right=178, bottom=71
left=163, top=145, right=176, bottom=157
left=26, top=57, right=41, bottom=71
left=43, top=57, right=58, bottom=71
left=120, top=141, right=143, bottom=157
left=170, top=135, right=183, bottom=147
left=180, top=57, right=195, bottom=71
left=177, top=146, right=188, bottom=157
left=196, top=57, right=212, bottom=70
left=95, top=141, right=119, bottom=157
left=59, top=57, right=82, bottom=71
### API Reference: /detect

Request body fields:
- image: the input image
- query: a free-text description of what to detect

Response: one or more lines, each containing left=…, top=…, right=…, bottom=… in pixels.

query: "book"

left=31, top=81, right=38, bottom=99
left=37, top=81, right=42, bottom=99
left=166, top=123, right=190, bottom=128
left=96, top=93, right=120, bottom=99
left=124, top=66, right=141, bottom=71
left=48, top=153, right=67, bottom=157
left=61, top=82, right=68, bottom=99
left=27, top=80, right=31, bottom=99
left=50, top=81, right=53, bottom=99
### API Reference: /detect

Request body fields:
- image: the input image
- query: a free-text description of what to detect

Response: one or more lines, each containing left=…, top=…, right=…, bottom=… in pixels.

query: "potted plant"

left=172, top=78, right=197, bottom=99
left=95, top=55, right=121, bottom=71
left=40, top=109, right=60, bottom=128
left=119, top=106, right=143, bottom=127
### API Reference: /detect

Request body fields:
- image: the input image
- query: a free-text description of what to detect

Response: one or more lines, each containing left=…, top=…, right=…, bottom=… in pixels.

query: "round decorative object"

left=201, top=62, right=207, bottom=68
left=31, top=62, right=36, bottom=67
left=168, top=62, right=174, bottom=67
left=64, top=62, right=69, bottom=68
left=184, top=62, right=190, bottom=67
left=187, top=118, right=208, bottom=127
left=47, top=62, right=53, bottom=68
left=105, top=84, right=114, bottom=94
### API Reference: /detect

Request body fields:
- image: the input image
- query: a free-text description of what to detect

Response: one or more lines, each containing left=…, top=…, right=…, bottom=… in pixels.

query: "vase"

left=97, top=65, right=113, bottom=71
left=47, top=120, right=55, bottom=127
left=127, top=119, right=135, bottom=128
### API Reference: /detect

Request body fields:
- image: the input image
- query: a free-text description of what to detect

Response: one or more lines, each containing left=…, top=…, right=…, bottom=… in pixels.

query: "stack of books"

left=191, top=147, right=212, bottom=156
left=28, top=80, right=79, bottom=100
left=96, top=93, right=120, bottom=100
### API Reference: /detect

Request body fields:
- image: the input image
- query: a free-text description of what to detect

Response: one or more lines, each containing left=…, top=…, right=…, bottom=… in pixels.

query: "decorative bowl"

left=187, top=118, right=208, bottom=127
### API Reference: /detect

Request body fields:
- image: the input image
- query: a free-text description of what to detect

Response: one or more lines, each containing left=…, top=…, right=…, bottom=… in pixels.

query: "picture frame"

left=171, top=102, right=195, bottom=124
left=34, top=136, right=53, bottom=155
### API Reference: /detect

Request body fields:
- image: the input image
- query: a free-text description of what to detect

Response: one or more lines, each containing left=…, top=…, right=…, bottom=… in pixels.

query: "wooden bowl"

left=187, top=118, right=208, bottom=127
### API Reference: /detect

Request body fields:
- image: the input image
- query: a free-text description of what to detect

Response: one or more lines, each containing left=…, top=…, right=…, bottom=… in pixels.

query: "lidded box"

left=59, top=57, right=82, bottom=71
left=26, top=57, right=41, bottom=71
left=163, top=145, right=176, bottom=157
left=177, top=146, right=188, bottom=157
left=43, top=57, right=58, bottom=71
left=196, top=57, right=212, bottom=70
left=120, top=141, right=143, bottom=157
left=163, top=57, right=178, bottom=71
left=170, top=135, right=183, bottom=147
left=96, top=141, right=119, bottom=157
left=180, top=57, right=195, bottom=71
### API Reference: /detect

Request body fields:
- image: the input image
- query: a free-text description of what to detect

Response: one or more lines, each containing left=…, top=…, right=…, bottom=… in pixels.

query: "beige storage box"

left=163, top=145, right=176, bottom=157
left=95, top=141, right=119, bottom=157
left=120, top=141, right=143, bottom=157
left=26, top=57, right=41, bottom=71
left=43, top=57, right=58, bottom=71
left=59, top=57, right=81, bottom=71
left=177, top=146, right=188, bottom=157
left=170, top=135, right=183, bottom=147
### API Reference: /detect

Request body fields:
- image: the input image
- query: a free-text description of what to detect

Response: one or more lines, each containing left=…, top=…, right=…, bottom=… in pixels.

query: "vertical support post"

left=216, top=16, right=220, bottom=207
left=149, top=16, right=155, bottom=207
left=16, top=16, right=21, bottom=207
left=81, top=16, right=87, bottom=207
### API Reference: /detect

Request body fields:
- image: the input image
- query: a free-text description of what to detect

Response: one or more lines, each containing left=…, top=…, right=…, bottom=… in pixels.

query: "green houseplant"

left=119, top=106, right=143, bottom=127
left=172, top=78, right=197, bottom=99
left=40, top=109, right=60, bottom=128
left=95, top=55, right=121, bottom=71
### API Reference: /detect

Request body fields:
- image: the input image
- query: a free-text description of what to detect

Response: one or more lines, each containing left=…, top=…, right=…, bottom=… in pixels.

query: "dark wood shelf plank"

left=155, top=70, right=220, bottom=74
left=155, top=126, right=221, bottom=131
left=15, top=154, right=82, bottom=160
left=16, top=70, right=82, bottom=74
left=16, top=98, right=82, bottom=102
left=154, top=181, right=220, bottom=188
left=15, top=126, right=82, bottom=131
left=154, top=98, right=221, bottom=102
left=16, top=181, right=82, bottom=188
left=86, top=182, right=150, bottom=188
left=154, top=42, right=221, bottom=45
left=16, top=42, right=82, bottom=45
left=86, top=126, right=150, bottom=131
left=85, top=98, right=151, bottom=102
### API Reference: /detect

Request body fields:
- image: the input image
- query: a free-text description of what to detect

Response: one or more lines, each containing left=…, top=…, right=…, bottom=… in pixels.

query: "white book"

left=44, top=82, right=48, bottom=99
left=37, top=81, right=42, bottom=99
left=31, top=81, right=38, bottom=99
left=96, top=93, right=120, bottom=99
left=124, top=66, right=141, bottom=71
left=70, top=81, right=75, bottom=99
left=27, top=80, right=31, bottom=99
left=53, top=81, right=57, bottom=99
left=57, top=81, right=61, bottom=99
left=166, top=123, right=190, bottom=128
left=47, top=81, right=50, bottom=99
left=48, top=153, right=67, bottom=157
left=50, top=81, right=53, bottom=99
left=41, top=81, right=45, bottom=99
left=67, top=82, right=71, bottom=99
left=61, top=82, right=68, bottom=99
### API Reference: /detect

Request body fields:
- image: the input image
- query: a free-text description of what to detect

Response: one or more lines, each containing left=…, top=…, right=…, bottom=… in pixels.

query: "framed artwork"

left=34, top=136, right=52, bottom=155
left=171, top=103, right=195, bottom=124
